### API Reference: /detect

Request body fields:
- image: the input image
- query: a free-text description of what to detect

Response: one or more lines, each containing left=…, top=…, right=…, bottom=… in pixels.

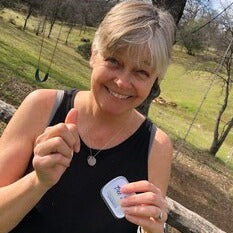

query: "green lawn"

left=0, top=8, right=92, bottom=93
left=149, top=50, right=233, bottom=169
left=0, top=8, right=233, bottom=168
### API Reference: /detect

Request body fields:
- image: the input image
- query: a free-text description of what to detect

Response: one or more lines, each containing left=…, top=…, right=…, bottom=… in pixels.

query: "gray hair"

left=92, top=0, right=176, bottom=82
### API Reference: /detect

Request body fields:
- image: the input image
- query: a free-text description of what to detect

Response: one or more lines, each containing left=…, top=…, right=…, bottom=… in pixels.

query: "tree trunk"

left=136, top=82, right=160, bottom=116
left=209, top=53, right=232, bottom=156
left=137, top=0, right=187, bottom=116
left=41, top=15, right=48, bottom=35
left=36, top=20, right=42, bottom=36
left=79, top=23, right=83, bottom=36
left=48, top=18, right=56, bottom=38
left=65, top=24, right=73, bottom=45
left=23, top=4, right=33, bottom=30
left=47, top=0, right=61, bottom=39
left=210, top=117, right=233, bottom=155
left=152, top=0, right=187, bottom=25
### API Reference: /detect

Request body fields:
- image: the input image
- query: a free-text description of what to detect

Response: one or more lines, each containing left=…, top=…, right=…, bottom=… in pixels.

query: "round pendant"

left=87, top=156, right=96, bottom=166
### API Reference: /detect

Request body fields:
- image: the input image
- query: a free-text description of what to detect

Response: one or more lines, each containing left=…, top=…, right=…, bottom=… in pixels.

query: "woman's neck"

left=74, top=91, right=144, bottom=149
left=85, top=91, right=136, bottom=128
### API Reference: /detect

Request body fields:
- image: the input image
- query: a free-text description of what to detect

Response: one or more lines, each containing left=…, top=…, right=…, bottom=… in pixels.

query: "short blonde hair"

left=92, top=0, right=176, bottom=83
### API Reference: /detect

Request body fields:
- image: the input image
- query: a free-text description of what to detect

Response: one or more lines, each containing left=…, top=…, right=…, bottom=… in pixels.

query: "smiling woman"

left=89, top=48, right=157, bottom=116
left=0, top=1, right=175, bottom=233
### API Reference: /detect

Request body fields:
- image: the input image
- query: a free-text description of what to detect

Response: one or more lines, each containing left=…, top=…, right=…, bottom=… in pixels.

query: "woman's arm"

left=0, top=89, right=57, bottom=232
left=0, top=171, right=49, bottom=232
left=121, top=128, right=173, bottom=233
left=0, top=89, right=79, bottom=232
left=0, top=89, right=57, bottom=186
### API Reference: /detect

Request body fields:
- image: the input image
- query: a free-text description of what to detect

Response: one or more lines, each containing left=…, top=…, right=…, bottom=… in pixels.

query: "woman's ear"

left=89, top=47, right=96, bottom=68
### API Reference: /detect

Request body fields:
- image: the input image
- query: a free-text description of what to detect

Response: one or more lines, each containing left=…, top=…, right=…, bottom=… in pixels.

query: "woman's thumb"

left=65, top=108, right=78, bottom=125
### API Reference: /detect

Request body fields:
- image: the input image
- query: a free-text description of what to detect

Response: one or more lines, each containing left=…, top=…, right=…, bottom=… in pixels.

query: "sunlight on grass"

left=0, top=8, right=233, bottom=168
left=149, top=53, right=233, bottom=168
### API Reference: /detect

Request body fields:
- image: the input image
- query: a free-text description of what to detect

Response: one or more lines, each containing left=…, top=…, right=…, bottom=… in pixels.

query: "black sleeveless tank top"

left=10, top=89, right=155, bottom=233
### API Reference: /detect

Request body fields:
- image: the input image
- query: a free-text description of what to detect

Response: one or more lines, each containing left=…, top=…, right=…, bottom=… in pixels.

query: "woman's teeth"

left=108, top=89, right=129, bottom=99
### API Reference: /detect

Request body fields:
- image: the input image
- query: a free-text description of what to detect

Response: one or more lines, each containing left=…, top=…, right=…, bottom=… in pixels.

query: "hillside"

left=0, top=8, right=233, bottom=233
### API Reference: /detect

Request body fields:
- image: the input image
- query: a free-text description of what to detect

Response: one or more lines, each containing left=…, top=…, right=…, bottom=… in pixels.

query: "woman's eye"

left=136, top=70, right=150, bottom=79
left=106, top=57, right=119, bottom=66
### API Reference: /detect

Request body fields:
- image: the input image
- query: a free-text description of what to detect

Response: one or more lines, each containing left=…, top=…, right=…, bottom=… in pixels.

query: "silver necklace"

left=87, top=127, right=124, bottom=166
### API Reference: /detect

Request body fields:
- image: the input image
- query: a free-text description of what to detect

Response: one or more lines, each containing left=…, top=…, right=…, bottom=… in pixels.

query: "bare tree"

left=209, top=6, right=233, bottom=156
left=180, top=0, right=210, bottom=24
left=58, top=0, right=79, bottom=44
left=0, top=0, right=21, bottom=10
left=46, top=0, right=62, bottom=38
left=21, top=0, right=44, bottom=30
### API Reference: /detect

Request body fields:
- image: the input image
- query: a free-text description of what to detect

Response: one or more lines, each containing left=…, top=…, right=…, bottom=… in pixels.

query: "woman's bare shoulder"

left=154, top=128, right=173, bottom=155
left=9, top=89, right=58, bottom=135
left=0, top=89, right=58, bottom=185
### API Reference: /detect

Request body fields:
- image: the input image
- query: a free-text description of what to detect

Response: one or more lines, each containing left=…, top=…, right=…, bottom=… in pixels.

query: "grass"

left=0, top=8, right=93, bottom=93
left=0, top=8, right=233, bottom=169
left=149, top=50, right=233, bottom=169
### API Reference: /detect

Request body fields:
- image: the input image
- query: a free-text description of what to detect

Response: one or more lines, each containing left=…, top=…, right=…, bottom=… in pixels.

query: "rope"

left=35, top=0, right=63, bottom=82
left=35, top=20, right=64, bottom=82
left=47, top=21, right=63, bottom=71
left=37, top=17, right=47, bottom=69
left=174, top=37, right=233, bottom=158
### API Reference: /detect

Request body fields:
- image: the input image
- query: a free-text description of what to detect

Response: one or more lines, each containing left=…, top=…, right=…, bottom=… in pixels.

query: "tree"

left=209, top=5, right=233, bottom=156
left=210, top=47, right=233, bottom=156
left=0, top=0, right=21, bottom=9
left=177, top=0, right=211, bottom=55
left=21, top=0, right=44, bottom=30
left=137, top=0, right=187, bottom=116
left=151, top=0, right=187, bottom=25
left=178, top=20, right=204, bottom=55
left=47, top=0, right=62, bottom=38
left=58, top=0, right=78, bottom=44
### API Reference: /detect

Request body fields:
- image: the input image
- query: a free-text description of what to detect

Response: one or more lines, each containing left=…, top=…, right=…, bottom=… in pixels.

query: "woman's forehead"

left=109, top=47, right=154, bottom=69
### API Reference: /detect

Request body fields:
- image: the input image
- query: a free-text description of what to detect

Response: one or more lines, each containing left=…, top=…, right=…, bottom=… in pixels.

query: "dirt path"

left=168, top=144, right=233, bottom=233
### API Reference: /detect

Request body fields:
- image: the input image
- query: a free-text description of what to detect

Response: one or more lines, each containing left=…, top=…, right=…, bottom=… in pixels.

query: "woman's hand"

left=33, top=108, right=80, bottom=189
left=120, top=180, right=168, bottom=233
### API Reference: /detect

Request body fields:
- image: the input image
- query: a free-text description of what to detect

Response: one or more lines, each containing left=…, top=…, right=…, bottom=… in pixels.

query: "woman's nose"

left=114, top=70, right=132, bottom=89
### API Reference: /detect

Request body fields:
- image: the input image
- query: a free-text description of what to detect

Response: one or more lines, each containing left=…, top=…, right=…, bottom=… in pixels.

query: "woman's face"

left=90, top=49, right=157, bottom=116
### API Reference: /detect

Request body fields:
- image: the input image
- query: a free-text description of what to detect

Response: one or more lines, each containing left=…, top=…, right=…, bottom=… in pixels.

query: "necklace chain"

left=87, top=127, right=124, bottom=166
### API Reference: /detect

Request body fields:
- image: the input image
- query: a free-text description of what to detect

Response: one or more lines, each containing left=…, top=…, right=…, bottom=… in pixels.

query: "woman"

left=0, top=1, right=175, bottom=232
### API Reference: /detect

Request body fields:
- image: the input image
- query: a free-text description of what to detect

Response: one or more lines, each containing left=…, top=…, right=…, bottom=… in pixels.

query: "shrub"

left=76, top=42, right=92, bottom=60
left=80, top=38, right=90, bottom=43
left=178, top=21, right=204, bottom=55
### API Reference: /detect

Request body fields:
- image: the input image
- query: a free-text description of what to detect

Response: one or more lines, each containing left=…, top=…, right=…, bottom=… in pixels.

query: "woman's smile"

left=106, top=86, right=132, bottom=100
